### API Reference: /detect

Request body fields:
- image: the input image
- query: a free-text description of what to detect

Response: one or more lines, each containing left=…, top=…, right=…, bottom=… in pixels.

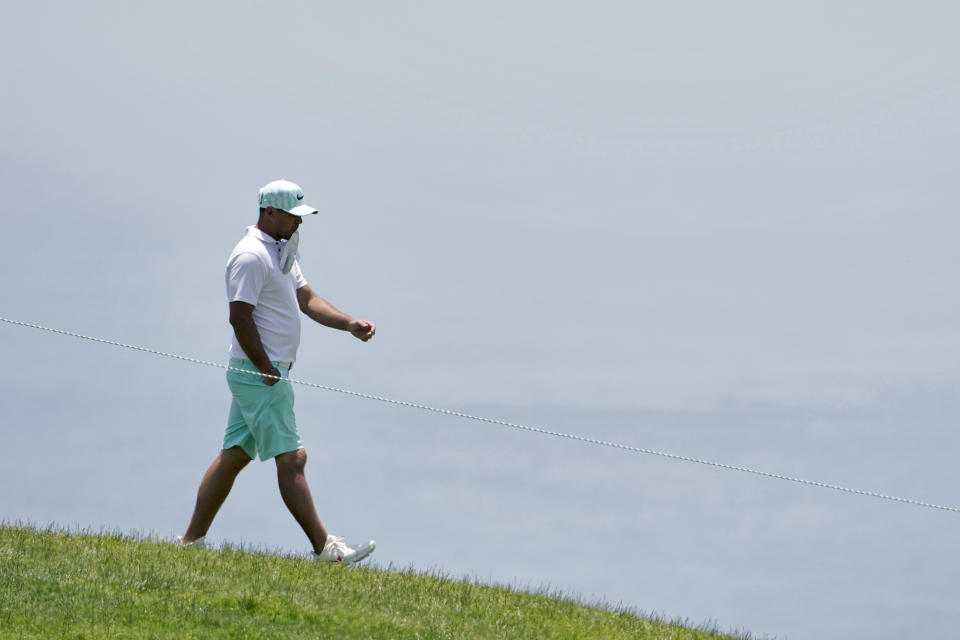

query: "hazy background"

left=2, top=2, right=959, bottom=638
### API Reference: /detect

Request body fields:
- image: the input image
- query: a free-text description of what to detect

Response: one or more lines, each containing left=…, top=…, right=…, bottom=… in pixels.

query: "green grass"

left=1, top=525, right=753, bottom=639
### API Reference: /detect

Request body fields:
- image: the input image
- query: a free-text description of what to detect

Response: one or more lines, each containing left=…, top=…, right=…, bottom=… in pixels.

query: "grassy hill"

left=1, top=525, right=752, bottom=639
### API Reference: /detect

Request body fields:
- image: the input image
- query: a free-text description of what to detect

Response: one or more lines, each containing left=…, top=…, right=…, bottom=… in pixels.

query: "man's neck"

left=255, top=223, right=281, bottom=242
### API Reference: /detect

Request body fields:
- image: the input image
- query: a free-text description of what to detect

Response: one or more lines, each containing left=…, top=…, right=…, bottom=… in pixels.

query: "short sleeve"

left=290, top=256, right=308, bottom=290
left=226, top=251, right=268, bottom=305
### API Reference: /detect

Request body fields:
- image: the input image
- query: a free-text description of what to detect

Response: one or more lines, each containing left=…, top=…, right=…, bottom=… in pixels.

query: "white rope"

left=2, top=315, right=958, bottom=514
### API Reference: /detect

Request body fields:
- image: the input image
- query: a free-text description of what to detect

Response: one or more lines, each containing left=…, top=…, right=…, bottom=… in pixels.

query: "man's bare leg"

left=182, top=446, right=252, bottom=543
left=275, top=448, right=328, bottom=554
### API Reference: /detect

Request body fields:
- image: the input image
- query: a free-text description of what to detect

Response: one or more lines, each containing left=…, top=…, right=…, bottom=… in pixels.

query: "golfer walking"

left=179, top=179, right=376, bottom=563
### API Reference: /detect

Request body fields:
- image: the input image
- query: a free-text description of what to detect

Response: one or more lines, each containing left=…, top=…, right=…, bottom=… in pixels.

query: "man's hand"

left=230, top=301, right=281, bottom=385
left=349, top=319, right=376, bottom=342
left=296, top=285, right=376, bottom=342
left=261, top=365, right=282, bottom=386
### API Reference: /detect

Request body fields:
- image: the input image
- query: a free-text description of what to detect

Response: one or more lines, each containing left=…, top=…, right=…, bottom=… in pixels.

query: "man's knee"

left=275, top=447, right=307, bottom=473
left=221, top=446, right=253, bottom=472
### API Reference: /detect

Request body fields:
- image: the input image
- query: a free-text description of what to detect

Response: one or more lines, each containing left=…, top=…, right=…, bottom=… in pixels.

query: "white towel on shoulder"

left=279, top=230, right=300, bottom=274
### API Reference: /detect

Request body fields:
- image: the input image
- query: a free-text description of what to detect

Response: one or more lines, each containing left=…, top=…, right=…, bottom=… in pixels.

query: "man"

left=178, top=179, right=376, bottom=563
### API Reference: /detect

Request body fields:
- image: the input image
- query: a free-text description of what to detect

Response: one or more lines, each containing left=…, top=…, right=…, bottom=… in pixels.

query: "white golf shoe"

left=315, top=535, right=376, bottom=564
left=176, top=535, right=206, bottom=548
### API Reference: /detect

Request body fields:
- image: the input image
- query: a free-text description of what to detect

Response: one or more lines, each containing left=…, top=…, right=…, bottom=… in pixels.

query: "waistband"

left=229, top=358, right=293, bottom=372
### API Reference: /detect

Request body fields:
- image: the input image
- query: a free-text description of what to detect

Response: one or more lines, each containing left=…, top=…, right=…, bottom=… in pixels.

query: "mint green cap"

left=258, top=179, right=319, bottom=216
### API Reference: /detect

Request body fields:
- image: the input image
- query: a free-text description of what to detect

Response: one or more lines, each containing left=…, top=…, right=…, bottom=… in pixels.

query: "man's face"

left=273, top=208, right=303, bottom=240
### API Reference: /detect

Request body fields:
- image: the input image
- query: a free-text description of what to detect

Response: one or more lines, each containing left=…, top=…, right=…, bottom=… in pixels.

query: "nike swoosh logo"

left=297, top=194, right=304, bottom=200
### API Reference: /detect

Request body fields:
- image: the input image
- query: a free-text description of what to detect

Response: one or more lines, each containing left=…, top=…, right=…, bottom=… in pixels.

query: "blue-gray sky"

left=2, top=2, right=959, bottom=638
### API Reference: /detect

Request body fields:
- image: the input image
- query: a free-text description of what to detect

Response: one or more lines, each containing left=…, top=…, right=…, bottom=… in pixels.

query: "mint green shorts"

left=223, top=359, right=303, bottom=461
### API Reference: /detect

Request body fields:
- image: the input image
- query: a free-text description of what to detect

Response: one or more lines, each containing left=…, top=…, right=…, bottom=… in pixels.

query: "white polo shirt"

left=226, top=226, right=308, bottom=364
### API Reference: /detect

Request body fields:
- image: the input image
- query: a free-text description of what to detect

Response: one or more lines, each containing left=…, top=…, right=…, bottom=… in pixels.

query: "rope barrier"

left=2, top=315, right=957, bottom=514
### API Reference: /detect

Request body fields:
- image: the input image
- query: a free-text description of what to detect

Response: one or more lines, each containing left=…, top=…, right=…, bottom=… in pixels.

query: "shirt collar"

left=246, top=225, right=282, bottom=244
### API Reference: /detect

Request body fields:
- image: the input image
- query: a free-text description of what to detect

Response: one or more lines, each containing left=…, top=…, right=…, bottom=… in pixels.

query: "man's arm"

left=296, top=285, right=376, bottom=342
left=229, top=301, right=282, bottom=385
